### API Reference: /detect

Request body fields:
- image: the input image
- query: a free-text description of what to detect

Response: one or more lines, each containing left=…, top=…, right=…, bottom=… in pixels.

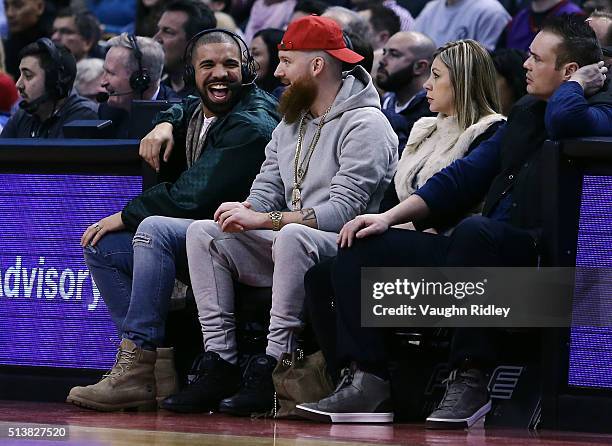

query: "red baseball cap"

left=278, top=15, right=364, bottom=64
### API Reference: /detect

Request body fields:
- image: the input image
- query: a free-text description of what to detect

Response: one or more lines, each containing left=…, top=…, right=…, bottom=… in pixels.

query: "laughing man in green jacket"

left=67, top=30, right=280, bottom=412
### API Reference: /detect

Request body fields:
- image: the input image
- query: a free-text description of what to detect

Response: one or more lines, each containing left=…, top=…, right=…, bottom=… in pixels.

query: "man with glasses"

left=52, top=8, right=103, bottom=62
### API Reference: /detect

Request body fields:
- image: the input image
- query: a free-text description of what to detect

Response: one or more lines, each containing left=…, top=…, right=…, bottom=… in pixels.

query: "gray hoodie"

left=247, top=65, right=399, bottom=233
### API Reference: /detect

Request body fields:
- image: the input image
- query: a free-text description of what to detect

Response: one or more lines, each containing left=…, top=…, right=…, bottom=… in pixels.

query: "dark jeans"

left=305, top=216, right=539, bottom=375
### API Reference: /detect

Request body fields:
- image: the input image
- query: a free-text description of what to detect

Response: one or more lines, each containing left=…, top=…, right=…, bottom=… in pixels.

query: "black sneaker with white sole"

left=426, top=368, right=491, bottom=429
left=296, top=364, right=394, bottom=423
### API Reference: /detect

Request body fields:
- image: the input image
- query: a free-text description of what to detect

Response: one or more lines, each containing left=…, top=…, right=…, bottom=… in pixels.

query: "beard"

left=377, top=62, right=416, bottom=92
left=278, top=76, right=319, bottom=124
left=198, top=78, right=243, bottom=115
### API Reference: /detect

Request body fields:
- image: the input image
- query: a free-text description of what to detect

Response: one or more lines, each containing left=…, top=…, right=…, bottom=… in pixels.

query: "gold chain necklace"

left=291, top=105, right=333, bottom=210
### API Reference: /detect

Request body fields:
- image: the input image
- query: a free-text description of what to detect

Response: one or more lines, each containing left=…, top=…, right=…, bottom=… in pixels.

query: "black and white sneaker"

left=296, top=364, right=394, bottom=423
left=426, top=368, right=491, bottom=429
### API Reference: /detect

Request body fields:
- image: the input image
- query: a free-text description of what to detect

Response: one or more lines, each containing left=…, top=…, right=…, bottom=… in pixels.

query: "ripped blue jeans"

left=83, top=216, right=193, bottom=350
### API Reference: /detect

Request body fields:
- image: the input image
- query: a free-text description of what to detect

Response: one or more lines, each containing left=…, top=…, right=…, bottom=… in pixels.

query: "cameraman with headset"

left=67, top=29, right=280, bottom=412
left=1, top=38, right=98, bottom=138
left=98, top=33, right=179, bottom=138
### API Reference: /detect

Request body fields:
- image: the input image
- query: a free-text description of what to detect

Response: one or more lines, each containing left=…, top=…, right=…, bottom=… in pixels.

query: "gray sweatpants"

left=186, top=221, right=339, bottom=364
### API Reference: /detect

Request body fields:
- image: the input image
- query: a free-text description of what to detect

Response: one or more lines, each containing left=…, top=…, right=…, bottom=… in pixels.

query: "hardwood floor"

left=0, top=401, right=611, bottom=446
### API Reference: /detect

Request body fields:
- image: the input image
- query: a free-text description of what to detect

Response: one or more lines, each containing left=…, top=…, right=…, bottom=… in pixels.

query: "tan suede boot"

left=66, top=338, right=157, bottom=411
left=155, top=347, right=179, bottom=403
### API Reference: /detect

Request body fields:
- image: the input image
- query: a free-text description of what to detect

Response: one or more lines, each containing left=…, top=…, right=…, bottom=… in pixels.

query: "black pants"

left=305, top=216, right=539, bottom=377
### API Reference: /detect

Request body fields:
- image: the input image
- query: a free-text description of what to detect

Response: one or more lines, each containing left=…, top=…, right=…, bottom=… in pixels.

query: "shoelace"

left=103, top=348, right=136, bottom=379
left=436, top=369, right=468, bottom=411
left=188, top=354, right=220, bottom=385
left=332, top=367, right=355, bottom=394
left=188, top=367, right=212, bottom=385
left=242, top=355, right=278, bottom=391
left=243, top=364, right=267, bottom=390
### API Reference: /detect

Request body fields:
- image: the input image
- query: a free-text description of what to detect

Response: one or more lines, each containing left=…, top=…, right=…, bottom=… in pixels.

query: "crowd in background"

left=0, top=0, right=610, bottom=135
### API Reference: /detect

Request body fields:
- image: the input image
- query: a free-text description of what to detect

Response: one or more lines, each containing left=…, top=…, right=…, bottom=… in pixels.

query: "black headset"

left=343, top=32, right=354, bottom=51
left=127, top=34, right=151, bottom=98
left=36, top=37, right=73, bottom=100
left=183, top=28, right=257, bottom=88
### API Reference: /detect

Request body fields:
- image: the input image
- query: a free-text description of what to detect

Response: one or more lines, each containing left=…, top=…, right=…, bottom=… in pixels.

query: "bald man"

left=377, top=31, right=437, bottom=153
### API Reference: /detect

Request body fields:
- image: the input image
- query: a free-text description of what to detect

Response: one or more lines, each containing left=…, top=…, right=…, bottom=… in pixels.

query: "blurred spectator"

left=51, top=8, right=102, bottom=61
left=396, top=0, right=429, bottom=17
left=505, top=0, right=584, bottom=52
left=322, top=7, right=374, bottom=74
left=202, top=0, right=230, bottom=11
left=136, top=0, right=170, bottom=37
left=413, top=0, right=511, bottom=51
left=1, top=39, right=97, bottom=137
left=377, top=31, right=436, bottom=153
left=86, top=0, right=136, bottom=35
left=154, top=0, right=216, bottom=97
left=0, top=40, right=18, bottom=130
left=98, top=34, right=177, bottom=138
left=290, top=0, right=327, bottom=23
left=587, top=10, right=612, bottom=66
left=344, top=30, right=374, bottom=72
left=583, top=0, right=612, bottom=14
left=3, top=0, right=51, bottom=79
left=498, top=0, right=531, bottom=15
left=357, top=4, right=400, bottom=51
left=250, top=28, right=283, bottom=93
left=324, top=0, right=352, bottom=5
left=352, top=0, right=414, bottom=31
left=215, top=11, right=245, bottom=38
left=587, top=9, right=612, bottom=42
left=74, top=57, right=104, bottom=101
left=0, top=1, right=7, bottom=38
left=490, top=48, right=527, bottom=116
left=323, top=6, right=370, bottom=40
left=227, top=0, right=255, bottom=27
left=244, top=0, right=297, bottom=43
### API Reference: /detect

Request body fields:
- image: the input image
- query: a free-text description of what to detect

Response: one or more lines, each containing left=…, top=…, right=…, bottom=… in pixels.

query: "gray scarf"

left=185, top=105, right=207, bottom=168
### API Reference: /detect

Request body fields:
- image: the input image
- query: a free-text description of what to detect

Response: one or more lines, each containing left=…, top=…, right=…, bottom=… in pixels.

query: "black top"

left=0, top=93, right=98, bottom=138
left=98, top=84, right=181, bottom=138
left=161, top=77, right=196, bottom=99
left=381, top=91, right=436, bottom=156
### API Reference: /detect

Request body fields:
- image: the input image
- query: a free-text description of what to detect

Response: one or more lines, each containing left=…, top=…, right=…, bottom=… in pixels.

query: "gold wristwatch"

left=269, top=211, right=283, bottom=231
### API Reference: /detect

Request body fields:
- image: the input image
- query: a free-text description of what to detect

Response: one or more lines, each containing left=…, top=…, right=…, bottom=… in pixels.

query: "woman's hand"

left=337, top=214, right=391, bottom=248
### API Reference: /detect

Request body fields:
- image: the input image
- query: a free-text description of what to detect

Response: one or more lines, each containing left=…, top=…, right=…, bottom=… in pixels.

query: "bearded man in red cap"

left=158, top=15, right=399, bottom=416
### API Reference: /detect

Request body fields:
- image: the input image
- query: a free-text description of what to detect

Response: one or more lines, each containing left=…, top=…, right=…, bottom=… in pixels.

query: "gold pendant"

left=291, top=187, right=302, bottom=211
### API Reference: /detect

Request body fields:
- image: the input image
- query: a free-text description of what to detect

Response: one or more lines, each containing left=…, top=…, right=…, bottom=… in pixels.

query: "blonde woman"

left=384, top=39, right=505, bottom=232
left=298, top=40, right=505, bottom=425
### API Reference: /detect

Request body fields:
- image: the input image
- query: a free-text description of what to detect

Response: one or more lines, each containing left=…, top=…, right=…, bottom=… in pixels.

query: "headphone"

left=127, top=34, right=151, bottom=98
left=343, top=32, right=354, bottom=51
left=183, top=28, right=257, bottom=88
left=36, top=38, right=73, bottom=100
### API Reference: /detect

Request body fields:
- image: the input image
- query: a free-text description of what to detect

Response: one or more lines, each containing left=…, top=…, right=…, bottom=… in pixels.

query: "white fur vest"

left=395, top=113, right=506, bottom=201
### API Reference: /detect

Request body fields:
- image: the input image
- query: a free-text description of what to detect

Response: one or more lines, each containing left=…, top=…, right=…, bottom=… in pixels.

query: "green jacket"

left=121, top=85, right=280, bottom=230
